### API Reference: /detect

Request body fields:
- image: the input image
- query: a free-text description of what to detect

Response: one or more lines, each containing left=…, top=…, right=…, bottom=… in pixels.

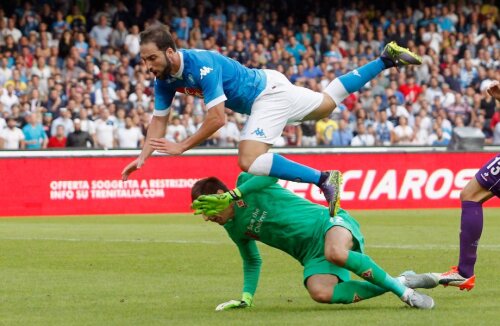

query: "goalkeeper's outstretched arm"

left=236, top=173, right=278, bottom=196
left=238, top=240, right=262, bottom=297
left=216, top=240, right=262, bottom=311
left=192, top=174, right=278, bottom=216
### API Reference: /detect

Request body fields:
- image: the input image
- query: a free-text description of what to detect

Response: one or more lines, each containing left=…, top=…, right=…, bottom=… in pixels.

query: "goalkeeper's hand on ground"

left=191, top=188, right=242, bottom=216
left=215, top=292, right=253, bottom=311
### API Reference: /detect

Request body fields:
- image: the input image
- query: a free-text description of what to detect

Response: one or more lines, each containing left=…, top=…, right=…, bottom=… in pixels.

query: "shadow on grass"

left=248, top=303, right=414, bottom=313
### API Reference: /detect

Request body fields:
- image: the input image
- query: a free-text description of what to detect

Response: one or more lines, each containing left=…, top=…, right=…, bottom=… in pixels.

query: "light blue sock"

left=338, top=58, right=385, bottom=93
left=269, top=154, right=321, bottom=184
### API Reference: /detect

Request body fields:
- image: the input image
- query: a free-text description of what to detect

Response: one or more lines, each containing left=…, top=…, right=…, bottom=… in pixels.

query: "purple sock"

left=458, top=201, right=483, bottom=277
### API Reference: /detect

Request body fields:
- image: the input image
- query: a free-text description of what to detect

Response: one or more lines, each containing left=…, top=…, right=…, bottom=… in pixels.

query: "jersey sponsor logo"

left=200, top=66, right=213, bottom=80
left=251, top=128, right=266, bottom=138
left=352, top=69, right=361, bottom=77
left=176, top=87, right=204, bottom=98
left=247, top=208, right=267, bottom=236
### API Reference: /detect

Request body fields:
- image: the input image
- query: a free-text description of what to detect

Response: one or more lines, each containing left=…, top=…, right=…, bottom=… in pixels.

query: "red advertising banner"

left=0, top=151, right=498, bottom=217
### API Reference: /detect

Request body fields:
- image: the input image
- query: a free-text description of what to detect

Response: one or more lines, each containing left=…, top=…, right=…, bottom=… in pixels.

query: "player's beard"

left=157, top=53, right=172, bottom=80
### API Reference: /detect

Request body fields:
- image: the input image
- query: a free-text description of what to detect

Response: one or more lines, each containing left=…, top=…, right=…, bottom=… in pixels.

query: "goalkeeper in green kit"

left=191, top=172, right=436, bottom=311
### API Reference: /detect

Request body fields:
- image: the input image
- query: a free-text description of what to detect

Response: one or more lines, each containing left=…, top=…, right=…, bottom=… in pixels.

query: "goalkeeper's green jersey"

left=223, top=172, right=355, bottom=295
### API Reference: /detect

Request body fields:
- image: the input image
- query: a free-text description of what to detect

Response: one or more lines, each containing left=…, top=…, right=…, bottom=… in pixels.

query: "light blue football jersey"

left=154, top=49, right=267, bottom=115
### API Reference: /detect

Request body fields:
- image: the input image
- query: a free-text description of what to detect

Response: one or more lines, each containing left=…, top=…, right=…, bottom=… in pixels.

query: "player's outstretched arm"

left=216, top=241, right=261, bottom=311
left=150, top=103, right=226, bottom=155
left=192, top=175, right=278, bottom=216
left=237, top=173, right=278, bottom=195
left=486, top=80, right=500, bottom=100
left=121, top=115, right=168, bottom=181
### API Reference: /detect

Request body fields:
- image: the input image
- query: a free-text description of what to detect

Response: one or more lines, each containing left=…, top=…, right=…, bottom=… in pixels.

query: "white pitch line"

left=364, top=244, right=500, bottom=250
left=371, top=244, right=470, bottom=250
left=1, top=236, right=500, bottom=250
left=0, top=237, right=223, bottom=244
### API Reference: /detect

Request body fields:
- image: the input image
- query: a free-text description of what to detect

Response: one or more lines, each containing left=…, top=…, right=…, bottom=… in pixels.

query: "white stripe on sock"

left=248, top=152, right=273, bottom=175
left=324, top=78, right=349, bottom=107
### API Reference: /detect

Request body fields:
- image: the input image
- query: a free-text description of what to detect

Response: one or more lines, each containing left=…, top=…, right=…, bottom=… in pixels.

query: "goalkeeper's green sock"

left=331, top=281, right=387, bottom=304
left=343, top=251, right=406, bottom=297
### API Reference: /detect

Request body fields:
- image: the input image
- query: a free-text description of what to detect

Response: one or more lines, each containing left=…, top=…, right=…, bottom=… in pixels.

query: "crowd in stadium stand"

left=0, top=0, right=498, bottom=150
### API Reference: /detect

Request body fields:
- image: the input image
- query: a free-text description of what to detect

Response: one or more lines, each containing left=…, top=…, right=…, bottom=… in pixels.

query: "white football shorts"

left=240, top=69, right=324, bottom=144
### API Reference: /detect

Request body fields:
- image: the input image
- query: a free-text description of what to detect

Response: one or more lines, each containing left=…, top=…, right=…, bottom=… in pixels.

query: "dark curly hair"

left=139, top=24, right=176, bottom=52
left=191, top=177, right=229, bottom=201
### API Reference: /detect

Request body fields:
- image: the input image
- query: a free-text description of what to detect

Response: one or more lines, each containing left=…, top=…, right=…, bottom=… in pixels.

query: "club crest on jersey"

left=200, top=66, right=213, bottom=79
left=187, top=73, right=196, bottom=85
left=361, top=269, right=373, bottom=280
left=353, top=293, right=362, bottom=303
left=236, top=199, right=247, bottom=208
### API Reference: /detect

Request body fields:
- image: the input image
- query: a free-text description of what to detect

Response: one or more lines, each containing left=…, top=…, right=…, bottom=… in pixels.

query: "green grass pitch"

left=1, top=208, right=499, bottom=325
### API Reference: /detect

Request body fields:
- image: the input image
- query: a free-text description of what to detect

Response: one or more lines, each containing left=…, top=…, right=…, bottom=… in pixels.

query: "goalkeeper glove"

left=192, top=188, right=242, bottom=216
left=215, top=292, right=253, bottom=311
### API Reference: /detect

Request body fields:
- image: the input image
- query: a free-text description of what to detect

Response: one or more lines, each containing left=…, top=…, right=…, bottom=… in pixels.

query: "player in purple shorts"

left=476, top=154, right=500, bottom=198
left=427, top=153, right=500, bottom=291
left=414, top=81, right=500, bottom=291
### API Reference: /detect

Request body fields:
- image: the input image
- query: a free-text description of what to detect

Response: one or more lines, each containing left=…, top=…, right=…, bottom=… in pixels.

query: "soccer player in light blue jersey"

left=121, top=24, right=422, bottom=216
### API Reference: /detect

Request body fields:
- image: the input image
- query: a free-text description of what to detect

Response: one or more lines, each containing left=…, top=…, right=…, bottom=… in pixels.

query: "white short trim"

left=206, top=94, right=227, bottom=109
left=153, top=108, right=170, bottom=117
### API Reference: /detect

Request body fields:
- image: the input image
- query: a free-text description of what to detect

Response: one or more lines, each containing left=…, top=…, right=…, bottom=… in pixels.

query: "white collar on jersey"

left=171, top=51, right=184, bottom=79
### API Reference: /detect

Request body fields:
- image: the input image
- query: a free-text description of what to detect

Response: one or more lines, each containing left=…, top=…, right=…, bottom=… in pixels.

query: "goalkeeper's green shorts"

left=302, top=210, right=365, bottom=286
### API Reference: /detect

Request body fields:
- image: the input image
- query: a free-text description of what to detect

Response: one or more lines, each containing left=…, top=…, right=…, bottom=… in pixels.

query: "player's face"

left=140, top=42, right=173, bottom=80
left=202, top=207, right=233, bottom=225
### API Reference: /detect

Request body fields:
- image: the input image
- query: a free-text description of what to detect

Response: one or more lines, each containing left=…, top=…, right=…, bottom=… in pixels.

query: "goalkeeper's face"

left=202, top=207, right=234, bottom=225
